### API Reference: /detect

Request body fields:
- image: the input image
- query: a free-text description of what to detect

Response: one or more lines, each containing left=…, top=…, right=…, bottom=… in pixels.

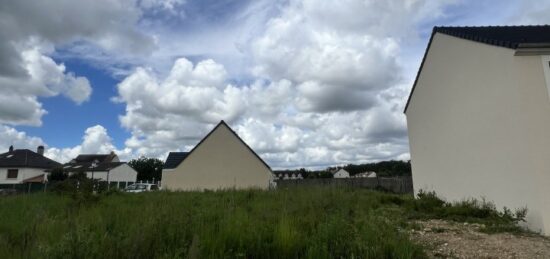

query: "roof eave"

left=515, top=44, right=550, bottom=56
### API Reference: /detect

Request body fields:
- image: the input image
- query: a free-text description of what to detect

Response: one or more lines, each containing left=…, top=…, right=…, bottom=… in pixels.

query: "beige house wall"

left=162, top=123, right=273, bottom=190
left=107, top=164, right=138, bottom=182
left=406, top=33, right=550, bottom=234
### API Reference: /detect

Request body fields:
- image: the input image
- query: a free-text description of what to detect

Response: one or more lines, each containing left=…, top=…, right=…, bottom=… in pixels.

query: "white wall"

left=406, top=33, right=550, bottom=234
left=82, top=164, right=137, bottom=183
left=85, top=171, right=108, bottom=181
left=0, top=168, right=45, bottom=184
left=334, top=169, right=350, bottom=178
left=162, top=123, right=273, bottom=190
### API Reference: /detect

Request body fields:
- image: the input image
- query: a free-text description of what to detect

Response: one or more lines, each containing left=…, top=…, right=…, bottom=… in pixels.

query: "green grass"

left=0, top=187, right=528, bottom=259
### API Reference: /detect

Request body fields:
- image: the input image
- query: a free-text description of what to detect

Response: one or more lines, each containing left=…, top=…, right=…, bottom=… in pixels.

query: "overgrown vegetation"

left=0, top=187, right=529, bottom=258
left=408, top=190, right=528, bottom=234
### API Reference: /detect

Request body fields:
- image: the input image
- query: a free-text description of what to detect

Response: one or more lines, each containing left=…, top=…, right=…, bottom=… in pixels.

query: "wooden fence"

left=275, top=176, right=413, bottom=194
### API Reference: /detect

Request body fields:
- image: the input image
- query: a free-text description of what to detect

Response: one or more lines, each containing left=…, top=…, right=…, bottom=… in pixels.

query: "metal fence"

left=274, top=176, right=414, bottom=194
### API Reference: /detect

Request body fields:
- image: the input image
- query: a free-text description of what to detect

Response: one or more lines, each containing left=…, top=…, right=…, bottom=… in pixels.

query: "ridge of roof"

left=404, top=25, right=550, bottom=113
left=165, top=120, right=272, bottom=172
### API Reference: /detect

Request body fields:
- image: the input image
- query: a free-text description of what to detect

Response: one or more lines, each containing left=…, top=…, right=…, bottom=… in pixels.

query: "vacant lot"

left=0, top=187, right=539, bottom=258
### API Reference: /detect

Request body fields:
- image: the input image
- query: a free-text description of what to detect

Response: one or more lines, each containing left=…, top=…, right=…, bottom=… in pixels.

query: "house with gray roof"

left=162, top=121, right=273, bottom=190
left=0, top=145, right=61, bottom=185
left=61, top=151, right=137, bottom=188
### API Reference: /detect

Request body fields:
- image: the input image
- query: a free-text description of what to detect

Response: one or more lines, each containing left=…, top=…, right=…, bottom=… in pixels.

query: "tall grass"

left=0, top=187, right=527, bottom=258
left=0, top=187, right=425, bottom=258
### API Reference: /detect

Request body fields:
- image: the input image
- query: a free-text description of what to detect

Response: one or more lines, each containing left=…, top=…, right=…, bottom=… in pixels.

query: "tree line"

left=274, top=160, right=411, bottom=179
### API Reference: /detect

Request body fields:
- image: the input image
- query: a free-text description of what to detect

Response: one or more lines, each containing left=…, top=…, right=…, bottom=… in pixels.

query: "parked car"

left=124, top=183, right=159, bottom=193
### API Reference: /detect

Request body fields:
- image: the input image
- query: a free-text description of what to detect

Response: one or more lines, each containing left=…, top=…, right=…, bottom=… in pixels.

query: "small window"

left=7, top=169, right=18, bottom=179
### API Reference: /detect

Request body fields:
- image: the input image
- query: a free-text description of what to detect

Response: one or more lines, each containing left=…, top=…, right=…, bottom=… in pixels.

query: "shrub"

left=411, top=190, right=445, bottom=213
left=409, top=190, right=529, bottom=234
left=48, top=167, right=68, bottom=182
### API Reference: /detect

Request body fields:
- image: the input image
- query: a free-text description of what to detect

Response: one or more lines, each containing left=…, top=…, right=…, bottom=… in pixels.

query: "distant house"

left=61, top=152, right=137, bottom=188
left=405, top=26, right=550, bottom=234
left=162, top=121, right=273, bottom=190
left=333, top=169, right=350, bottom=178
left=0, top=146, right=60, bottom=186
left=354, top=171, right=377, bottom=178
left=273, top=172, right=303, bottom=180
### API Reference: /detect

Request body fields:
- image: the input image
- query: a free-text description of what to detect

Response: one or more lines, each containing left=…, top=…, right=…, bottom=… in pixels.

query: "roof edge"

left=170, top=120, right=272, bottom=172
left=404, top=28, right=437, bottom=113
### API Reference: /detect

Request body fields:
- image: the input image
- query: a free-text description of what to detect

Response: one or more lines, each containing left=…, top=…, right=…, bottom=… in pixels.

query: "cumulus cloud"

left=0, top=125, right=45, bottom=153
left=0, top=0, right=156, bottom=126
left=0, top=124, right=130, bottom=163
left=113, top=56, right=411, bottom=168
left=0, top=0, right=465, bottom=169
left=0, top=46, right=92, bottom=126
left=46, top=125, right=132, bottom=163
left=105, top=0, right=464, bottom=168
left=251, top=0, right=455, bottom=113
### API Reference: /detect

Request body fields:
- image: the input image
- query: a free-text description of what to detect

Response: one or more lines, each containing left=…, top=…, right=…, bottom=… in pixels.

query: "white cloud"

left=251, top=0, right=456, bottom=113
left=0, top=124, right=131, bottom=164
left=0, top=46, right=92, bottom=126
left=113, top=56, right=411, bottom=168
left=0, top=0, right=477, bottom=169
left=46, top=125, right=132, bottom=163
left=0, top=0, right=156, bottom=126
left=0, top=125, right=45, bottom=153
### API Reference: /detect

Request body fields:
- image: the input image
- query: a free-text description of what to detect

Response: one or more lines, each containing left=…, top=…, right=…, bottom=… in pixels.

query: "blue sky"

left=1, top=0, right=549, bottom=168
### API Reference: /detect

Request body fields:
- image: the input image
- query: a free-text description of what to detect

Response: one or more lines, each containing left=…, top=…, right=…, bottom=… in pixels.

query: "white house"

left=405, top=25, right=550, bottom=234
left=354, top=171, right=377, bottom=178
left=162, top=121, right=273, bottom=190
left=333, top=169, right=350, bottom=178
left=62, top=152, right=137, bottom=188
left=0, top=146, right=61, bottom=186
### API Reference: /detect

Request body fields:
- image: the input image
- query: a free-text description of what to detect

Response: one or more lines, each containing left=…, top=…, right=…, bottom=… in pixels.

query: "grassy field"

left=0, top=187, right=527, bottom=259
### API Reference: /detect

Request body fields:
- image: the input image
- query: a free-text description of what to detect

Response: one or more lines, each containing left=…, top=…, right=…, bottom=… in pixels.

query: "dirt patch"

left=410, top=220, right=550, bottom=258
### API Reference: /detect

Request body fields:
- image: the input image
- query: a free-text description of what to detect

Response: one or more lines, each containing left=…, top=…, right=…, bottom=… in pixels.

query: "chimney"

left=37, top=146, right=44, bottom=156
left=9, top=145, right=13, bottom=152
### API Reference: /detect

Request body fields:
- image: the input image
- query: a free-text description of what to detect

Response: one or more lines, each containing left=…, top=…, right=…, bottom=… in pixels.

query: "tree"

left=128, top=157, right=164, bottom=182
left=48, top=167, right=68, bottom=182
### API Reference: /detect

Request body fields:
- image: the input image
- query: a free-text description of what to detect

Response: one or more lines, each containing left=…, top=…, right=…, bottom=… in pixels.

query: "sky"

left=1, top=0, right=549, bottom=169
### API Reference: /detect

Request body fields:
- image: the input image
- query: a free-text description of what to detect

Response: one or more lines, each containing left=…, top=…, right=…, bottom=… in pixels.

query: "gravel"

left=410, top=220, right=550, bottom=259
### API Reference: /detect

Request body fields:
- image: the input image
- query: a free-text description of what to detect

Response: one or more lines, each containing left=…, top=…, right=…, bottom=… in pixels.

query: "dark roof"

left=73, top=154, right=114, bottom=163
left=163, top=152, right=189, bottom=169
left=164, top=120, right=272, bottom=171
left=404, top=25, right=550, bottom=113
left=0, top=149, right=61, bottom=169
left=61, top=162, right=126, bottom=172
left=433, top=25, right=550, bottom=49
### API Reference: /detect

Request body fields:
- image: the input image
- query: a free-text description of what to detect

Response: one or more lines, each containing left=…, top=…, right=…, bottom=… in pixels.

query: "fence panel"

left=274, top=176, right=413, bottom=194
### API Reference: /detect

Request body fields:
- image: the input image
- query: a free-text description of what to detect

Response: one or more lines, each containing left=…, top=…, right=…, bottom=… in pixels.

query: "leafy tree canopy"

left=128, top=157, right=164, bottom=181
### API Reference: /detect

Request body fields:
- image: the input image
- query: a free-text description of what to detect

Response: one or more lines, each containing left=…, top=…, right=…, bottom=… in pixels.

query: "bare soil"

left=410, top=220, right=550, bottom=259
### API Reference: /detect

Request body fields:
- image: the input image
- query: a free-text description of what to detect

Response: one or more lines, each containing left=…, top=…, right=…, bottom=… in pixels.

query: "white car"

left=124, top=183, right=160, bottom=193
